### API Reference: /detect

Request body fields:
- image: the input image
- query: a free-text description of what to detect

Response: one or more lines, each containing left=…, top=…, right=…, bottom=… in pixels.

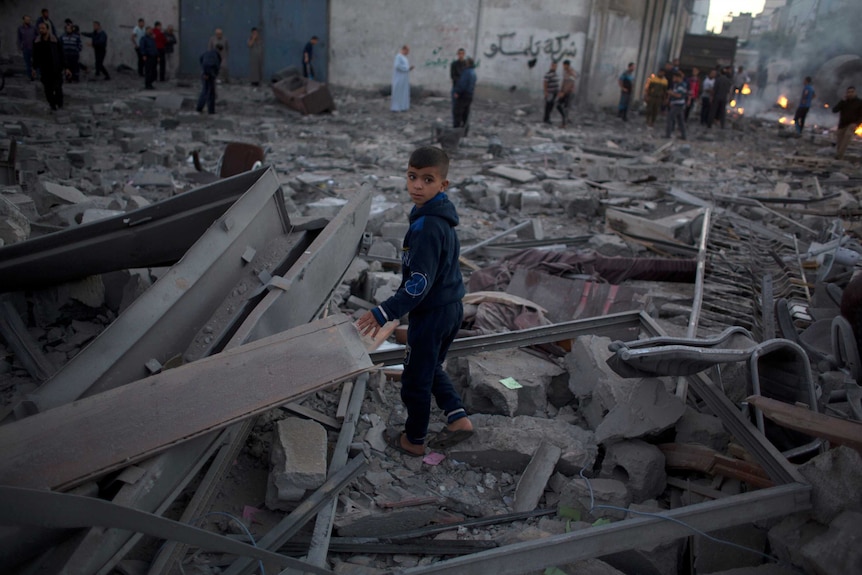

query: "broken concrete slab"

left=560, top=476, right=631, bottom=520
left=674, top=406, right=730, bottom=451
left=767, top=513, right=828, bottom=568
left=0, top=195, right=30, bottom=246
left=487, top=165, right=537, bottom=184
left=797, top=446, right=862, bottom=524
left=454, top=348, right=567, bottom=417
left=513, top=441, right=561, bottom=512
left=448, top=413, right=596, bottom=475
left=799, top=510, right=862, bottom=575
left=594, top=378, right=686, bottom=444
left=130, top=169, right=174, bottom=187
left=39, top=181, right=89, bottom=205
left=270, top=417, right=328, bottom=502
left=599, top=439, right=666, bottom=502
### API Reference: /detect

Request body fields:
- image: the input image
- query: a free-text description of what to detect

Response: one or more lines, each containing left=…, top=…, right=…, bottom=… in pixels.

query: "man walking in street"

left=644, top=69, right=668, bottom=127
left=793, top=76, right=815, bottom=135
left=542, top=61, right=559, bottom=124
left=82, top=21, right=110, bottom=80
left=665, top=70, right=688, bottom=140
left=197, top=48, right=221, bottom=114
left=208, top=28, right=230, bottom=83
left=453, top=57, right=476, bottom=134
left=139, top=26, right=158, bottom=89
left=617, top=62, right=635, bottom=121
left=557, top=60, right=576, bottom=127
left=132, top=18, right=145, bottom=77
left=709, top=67, right=732, bottom=129
left=153, top=22, right=167, bottom=82
left=18, top=16, right=37, bottom=81
left=832, top=86, right=862, bottom=160
left=302, top=36, right=318, bottom=79
left=60, top=21, right=82, bottom=82
left=32, top=21, right=67, bottom=111
left=450, top=48, right=467, bottom=126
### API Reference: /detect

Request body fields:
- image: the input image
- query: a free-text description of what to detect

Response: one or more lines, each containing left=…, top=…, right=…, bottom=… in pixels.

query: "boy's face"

left=406, top=165, right=448, bottom=207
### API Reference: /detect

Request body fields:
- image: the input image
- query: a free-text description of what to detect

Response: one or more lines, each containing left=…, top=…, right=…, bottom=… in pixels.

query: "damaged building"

left=0, top=1, right=861, bottom=575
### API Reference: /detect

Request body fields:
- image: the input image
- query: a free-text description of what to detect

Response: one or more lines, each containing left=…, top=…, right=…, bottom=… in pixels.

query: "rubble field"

left=0, top=71, right=861, bottom=575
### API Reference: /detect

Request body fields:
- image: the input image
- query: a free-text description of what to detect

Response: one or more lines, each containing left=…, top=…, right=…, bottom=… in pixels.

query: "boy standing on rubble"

left=356, top=146, right=474, bottom=457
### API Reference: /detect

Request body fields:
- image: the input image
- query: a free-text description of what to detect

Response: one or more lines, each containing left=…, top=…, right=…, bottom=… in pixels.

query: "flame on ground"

left=856, top=124, right=862, bottom=137
left=738, top=107, right=744, bottom=115
left=730, top=99, right=737, bottom=107
left=779, top=117, right=788, bottom=124
left=824, top=103, right=830, bottom=108
left=778, top=95, right=788, bottom=108
left=741, top=83, right=751, bottom=95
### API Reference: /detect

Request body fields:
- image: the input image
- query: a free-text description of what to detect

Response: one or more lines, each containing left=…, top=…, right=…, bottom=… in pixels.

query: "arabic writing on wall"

left=484, top=32, right=578, bottom=64
left=424, top=46, right=450, bottom=68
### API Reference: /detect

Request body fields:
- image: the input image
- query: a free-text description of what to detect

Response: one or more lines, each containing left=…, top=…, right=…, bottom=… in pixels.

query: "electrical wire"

left=577, top=467, right=780, bottom=564
left=195, top=511, right=266, bottom=575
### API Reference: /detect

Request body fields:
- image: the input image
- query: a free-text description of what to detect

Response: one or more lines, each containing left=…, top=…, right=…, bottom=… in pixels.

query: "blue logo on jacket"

left=405, top=272, right=428, bottom=297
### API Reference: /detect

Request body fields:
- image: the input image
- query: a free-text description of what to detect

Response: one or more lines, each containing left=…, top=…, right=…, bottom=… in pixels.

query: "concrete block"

left=39, top=181, right=89, bottom=205
left=270, top=418, right=327, bottom=502
left=131, top=169, right=173, bottom=187
left=1, top=192, right=38, bottom=220
left=564, top=192, right=602, bottom=219
left=125, top=195, right=151, bottom=210
left=67, top=275, right=106, bottom=309
left=454, top=348, right=566, bottom=417
left=516, top=218, right=544, bottom=240
left=800, top=510, right=862, bottom=575
left=767, top=513, right=827, bottom=567
left=462, top=183, right=487, bottom=203
left=141, top=150, right=171, bottom=167
left=66, top=149, right=92, bottom=168
left=674, top=406, right=729, bottom=451
left=560, top=476, right=631, bottom=519
left=477, top=194, right=501, bottom=213
left=448, top=413, right=596, bottom=475
left=366, top=196, right=403, bottom=235
left=599, top=439, right=666, bottom=502
left=367, top=239, right=397, bottom=260
left=564, top=335, right=639, bottom=429
left=364, top=271, right=401, bottom=305
left=520, top=190, right=543, bottom=212
left=119, top=138, right=150, bottom=153
left=154, top=93, right=184, bottom=110
left=589, top=233, right=635, bottom=257
left=502, top=189, right=522, bottom=209
left=488, top=165, right=537, bottom=183
left=0, top=195, right=31, bottom=246
left=798, top=446, right=862, bottom=524
left=305, top=197, right=348, bottom=219
left=595, top=378, right=685, bottom=444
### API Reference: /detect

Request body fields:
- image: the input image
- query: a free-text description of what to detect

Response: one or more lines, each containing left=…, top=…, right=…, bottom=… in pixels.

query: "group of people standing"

left=542, top=60, right=577, bottom=127
left=16, top=8, right=111, bottom=111
left=132, top=18, right=178, bottom=89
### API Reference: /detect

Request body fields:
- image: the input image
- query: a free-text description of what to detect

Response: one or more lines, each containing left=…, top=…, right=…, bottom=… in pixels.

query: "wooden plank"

left=513, top=441, right=562, bottom=513
left=335, top=380, right=354, bottom=422
left=0, top=315, right=372, bottom=490
left=747, top=394, right=862, bottom=452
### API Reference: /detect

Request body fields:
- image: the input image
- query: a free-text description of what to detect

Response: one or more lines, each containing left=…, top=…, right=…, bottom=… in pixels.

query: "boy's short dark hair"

left=409, top=146, right=449, bottom=178
left=563, top=59, right=570, bottom=66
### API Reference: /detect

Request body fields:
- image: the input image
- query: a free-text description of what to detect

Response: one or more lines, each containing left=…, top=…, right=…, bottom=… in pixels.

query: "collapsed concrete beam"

left=29, top=167, right=289, bottom=411
left=0, top=168, right=269, bottom=293
left=0, top=314, right=372, bottom=491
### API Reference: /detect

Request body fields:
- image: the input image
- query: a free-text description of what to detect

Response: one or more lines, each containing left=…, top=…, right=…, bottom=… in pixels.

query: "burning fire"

left=778, top=95, right=789, bottom=108
left=738, top=107, right=745, bottom=115
left=779, top=117, right=788, bottom=124
left=741, top=83, right=751, bottom=95
left=730, top=99, right=737, bottom=107
left=856, top=124, right=862, bottom=137
left=824, top=104, right=830, bottom=109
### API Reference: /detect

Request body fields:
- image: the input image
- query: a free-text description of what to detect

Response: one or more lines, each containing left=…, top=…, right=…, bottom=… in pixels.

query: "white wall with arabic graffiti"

left=327, top=0, right=689, bottom=108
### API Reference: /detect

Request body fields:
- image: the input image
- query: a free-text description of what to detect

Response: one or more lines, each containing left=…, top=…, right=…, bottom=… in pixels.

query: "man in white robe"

left=391, top=45, right=413, bottom=112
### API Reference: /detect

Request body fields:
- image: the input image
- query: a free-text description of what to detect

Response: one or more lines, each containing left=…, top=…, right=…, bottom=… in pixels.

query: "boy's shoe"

left=428, top=418, right=474, bottom=449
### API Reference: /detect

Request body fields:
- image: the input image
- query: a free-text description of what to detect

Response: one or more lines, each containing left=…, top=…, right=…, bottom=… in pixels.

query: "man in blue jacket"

left=139, top=26, right=158, bottom=89
left=453, top=57, right=476, bottom=135
left=82, top=21, right=110, bottom=80
left=196, top=49, right=222, bottom=114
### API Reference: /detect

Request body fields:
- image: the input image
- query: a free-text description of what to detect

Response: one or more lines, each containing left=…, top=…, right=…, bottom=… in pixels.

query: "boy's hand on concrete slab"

left=355, top=310, right=380, bottom=338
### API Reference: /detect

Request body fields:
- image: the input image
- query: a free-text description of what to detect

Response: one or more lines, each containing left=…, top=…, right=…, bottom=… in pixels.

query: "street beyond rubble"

left=0, top=66, right=861, bottom=575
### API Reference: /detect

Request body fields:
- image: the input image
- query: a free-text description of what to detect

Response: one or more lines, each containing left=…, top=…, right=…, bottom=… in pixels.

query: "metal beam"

left=0, top=168, right=269, bottom=292
left=371, top=310, right=646, bottom=366
left=0, top=486, right=336, bottom=575
left=397, top=483, right=810, bottom=575
left=30, top=167, right=289, bottom=412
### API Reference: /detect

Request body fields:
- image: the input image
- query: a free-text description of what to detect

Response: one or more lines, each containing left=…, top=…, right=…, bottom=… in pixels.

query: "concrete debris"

left=0, top=56, right=859, bottom=575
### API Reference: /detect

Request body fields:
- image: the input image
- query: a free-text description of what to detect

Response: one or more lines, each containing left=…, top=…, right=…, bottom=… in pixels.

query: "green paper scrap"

left=499, top=377, right=522, bottom=390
